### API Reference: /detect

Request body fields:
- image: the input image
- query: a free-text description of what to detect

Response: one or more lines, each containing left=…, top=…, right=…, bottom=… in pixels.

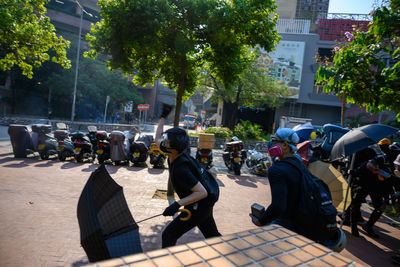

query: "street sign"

left=124, top=102, right=132, bottom=112
left=143, top=104, right=149, bottom=110
left=201, top=109, right=206, bottom=115
left=137, top=104, right=144, bottom=110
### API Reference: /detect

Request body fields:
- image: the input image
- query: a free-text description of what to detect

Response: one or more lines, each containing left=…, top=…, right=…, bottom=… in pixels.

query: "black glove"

left=160, top=103, right=174, bottom=119
left=163, top=201, right=180, bottom=216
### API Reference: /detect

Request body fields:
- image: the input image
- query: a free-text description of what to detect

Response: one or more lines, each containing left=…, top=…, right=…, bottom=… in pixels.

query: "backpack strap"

left=277, top=158, right=303, bottom=177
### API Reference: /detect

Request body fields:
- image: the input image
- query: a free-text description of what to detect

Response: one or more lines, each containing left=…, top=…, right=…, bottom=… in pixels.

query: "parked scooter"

left=149, top=142, right=166, bottom=168
left=95, top=131, right=110, bottom=164
left=70, top=131, right=94, bottom=163
left=109, top=130, right=129, bottom=165
left=129, top=135, right=152, bottom=167
left=32, top=124, right=58, bottom=160
left=54, top=123, right=74, bottom=161
left=196, top=149, right=213, bottom=170
left=196, top=133, right=214, bottom=170
left=222, top=137, right=247, bottom=175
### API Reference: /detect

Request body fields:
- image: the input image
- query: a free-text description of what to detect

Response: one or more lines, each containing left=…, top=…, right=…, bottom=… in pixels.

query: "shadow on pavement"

left=61, top=162, right=80, bottom=169
left=35, top=159, right=58, bottom=167
left=82, top=164, right=101, bottom=172
left=0, top=156, right=15, bottom=164
left=227, top=174, right=259, bottom=188
left=341, top=207, right=400, bottom=266
left=71, top=257, right=89, bottom=267
left=147, top=168, right=166, bottom=175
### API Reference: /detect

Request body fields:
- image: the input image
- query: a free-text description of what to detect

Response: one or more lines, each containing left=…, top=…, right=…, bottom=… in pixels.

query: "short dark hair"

left=164, top=127, right=188, bottom=153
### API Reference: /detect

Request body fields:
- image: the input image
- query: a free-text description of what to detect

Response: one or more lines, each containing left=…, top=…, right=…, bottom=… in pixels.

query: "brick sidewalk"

left=0, top=155, right=399, bottom=266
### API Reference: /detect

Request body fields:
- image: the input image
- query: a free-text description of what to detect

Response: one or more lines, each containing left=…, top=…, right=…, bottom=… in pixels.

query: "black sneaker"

left=352, top=225, right=360, bottom=237
left=362, top=225, right=380, bottom=238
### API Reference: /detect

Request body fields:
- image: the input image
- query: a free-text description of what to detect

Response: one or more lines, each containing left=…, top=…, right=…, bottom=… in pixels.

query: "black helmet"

left=160, top=127, right=188, bottom=153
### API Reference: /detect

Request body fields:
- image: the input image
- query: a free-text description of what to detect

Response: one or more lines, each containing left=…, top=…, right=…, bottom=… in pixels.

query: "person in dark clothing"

left=156, top=104, right=220, bottom=248
left=350, top=155, right=390, bottom=238
left=250, top=128, right=301, bottom=231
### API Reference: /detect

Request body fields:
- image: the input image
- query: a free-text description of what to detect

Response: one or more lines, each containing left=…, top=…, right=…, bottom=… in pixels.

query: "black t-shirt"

left=259, top=157, right=301, bottom=227
left=169, top=153, right=199, bottom=200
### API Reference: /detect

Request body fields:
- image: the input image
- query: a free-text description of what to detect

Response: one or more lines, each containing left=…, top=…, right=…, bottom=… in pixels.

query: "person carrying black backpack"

left=156, top=104, right=221, bottom=248
left=250, top=128, right=346, bottom=252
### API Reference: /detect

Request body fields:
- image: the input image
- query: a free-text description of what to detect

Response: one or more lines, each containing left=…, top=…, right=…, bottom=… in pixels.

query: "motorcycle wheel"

left=233, top=163, right=241, bottom=175
left=98, top=155, right=105, bottom=164
left=40, top=152, right=49, bottom=160
left=75, top=154, right=83, bottom=163
left=58, top=151, right=67, bottom=161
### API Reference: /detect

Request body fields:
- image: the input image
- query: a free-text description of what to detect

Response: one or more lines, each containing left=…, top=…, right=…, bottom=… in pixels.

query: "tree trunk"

left=229, top=80, right=243, bottom=130
left=168, top=56, right=186, bottom=196
left=173, top=57, right=187, bottom=127
left=341, top=92, right=346, bottom=126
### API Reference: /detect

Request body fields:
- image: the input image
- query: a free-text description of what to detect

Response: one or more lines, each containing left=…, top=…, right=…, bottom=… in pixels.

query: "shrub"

left=203, top=127, right=233, bottom=139
left=233, top=120, right=266, bottom=141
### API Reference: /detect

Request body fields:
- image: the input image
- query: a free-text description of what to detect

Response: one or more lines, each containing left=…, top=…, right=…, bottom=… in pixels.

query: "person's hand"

left=160, top=103, right=174, bottom=119
left=249, top=214, right=262, bottom=226
left=163, top=201, right=181, bottom=216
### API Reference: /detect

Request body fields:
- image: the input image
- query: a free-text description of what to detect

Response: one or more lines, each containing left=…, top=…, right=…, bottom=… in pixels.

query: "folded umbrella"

left=308, top=161, right=351, bottom=212
left=77, top=164, right=142, bottom=262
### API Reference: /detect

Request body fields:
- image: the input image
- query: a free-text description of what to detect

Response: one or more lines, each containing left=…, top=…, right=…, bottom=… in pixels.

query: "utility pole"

left=71, top=7, right=83, bottom=121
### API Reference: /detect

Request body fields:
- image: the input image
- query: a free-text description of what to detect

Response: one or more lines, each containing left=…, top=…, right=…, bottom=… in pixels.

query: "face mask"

left=268, top=145, right=282, bottom=158
left=160, top=133, right=170, bottom=153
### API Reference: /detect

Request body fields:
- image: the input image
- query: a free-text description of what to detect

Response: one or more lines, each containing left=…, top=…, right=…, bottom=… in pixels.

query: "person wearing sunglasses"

left=155, top=104, right=221, bottom=248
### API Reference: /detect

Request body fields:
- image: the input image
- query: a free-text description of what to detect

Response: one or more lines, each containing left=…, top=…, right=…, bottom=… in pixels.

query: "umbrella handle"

left=179, top=209, right=191, bottom=221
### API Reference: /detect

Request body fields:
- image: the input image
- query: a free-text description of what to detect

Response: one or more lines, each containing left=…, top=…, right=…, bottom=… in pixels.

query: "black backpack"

left=183, top=153, right=220, bottom=203
left=279, top=159, right=338, bottom=242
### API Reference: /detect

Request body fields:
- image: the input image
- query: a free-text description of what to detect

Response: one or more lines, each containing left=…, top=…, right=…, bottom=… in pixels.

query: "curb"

left=0, top=152, right=14, bottom=157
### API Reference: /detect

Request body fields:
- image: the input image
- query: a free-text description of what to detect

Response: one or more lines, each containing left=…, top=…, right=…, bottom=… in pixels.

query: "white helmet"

left=320, top=228, right=347, bottom=253
left=330, top=228, right=347, bottom=252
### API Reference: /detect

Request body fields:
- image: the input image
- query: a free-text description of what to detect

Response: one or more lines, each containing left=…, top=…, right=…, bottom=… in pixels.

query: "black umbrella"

left=330, top=124, right=399, bottom=161
left=77, top=164, right=142, bottom=262
left=328, top=124, right=399, bottom=228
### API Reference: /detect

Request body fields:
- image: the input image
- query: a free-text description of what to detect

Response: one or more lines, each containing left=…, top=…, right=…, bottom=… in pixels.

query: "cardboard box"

left=199, top=133, right=215, bottom=142
left=198, top=140, right=215, bottom=149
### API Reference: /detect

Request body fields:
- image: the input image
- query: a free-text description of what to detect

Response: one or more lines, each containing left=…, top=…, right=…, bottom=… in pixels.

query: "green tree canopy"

left=86, top=0, right=280, bottom=126
left=0, top=0, right=71, bottom=78
left=316, top=0, right=400, bottom=120
left=197, top=48, right=290, bottom=128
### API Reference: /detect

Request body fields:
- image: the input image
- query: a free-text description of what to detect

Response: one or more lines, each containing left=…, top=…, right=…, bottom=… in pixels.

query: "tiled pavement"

left=0, top=142, right=400, bottom=266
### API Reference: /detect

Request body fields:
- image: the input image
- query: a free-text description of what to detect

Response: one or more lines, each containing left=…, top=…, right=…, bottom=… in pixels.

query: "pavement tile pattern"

left=86, top=225, right=360, bottom=267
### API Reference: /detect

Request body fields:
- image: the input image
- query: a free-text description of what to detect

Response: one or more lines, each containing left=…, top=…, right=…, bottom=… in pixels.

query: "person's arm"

left=177, top=182, right=208, bottom=206
left=257, top=169, right=288, bottom=225
left=155, top=117, right=165, bottom=147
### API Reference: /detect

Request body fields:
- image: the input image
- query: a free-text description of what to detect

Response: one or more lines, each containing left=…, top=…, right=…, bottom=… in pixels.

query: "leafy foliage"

left=203, top=127, right=233, bottom=139
left=198, top=49, right=290, bottom=108
left=315, top=0, right=400, bottom=120
left=0, top=0, right=71, bottom=78
left=85, top=0, right=280, bottom=126
left=233, top=120, right=265, bottom=140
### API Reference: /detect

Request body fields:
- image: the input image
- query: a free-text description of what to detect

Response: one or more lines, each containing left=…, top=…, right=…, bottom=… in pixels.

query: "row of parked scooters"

left=8, top=123, right=167, bottom=168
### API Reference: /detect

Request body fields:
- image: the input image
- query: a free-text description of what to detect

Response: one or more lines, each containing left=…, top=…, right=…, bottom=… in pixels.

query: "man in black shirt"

left=250, top=128, right=301, bottom=231
left=156, top=104, right=221, bottom=248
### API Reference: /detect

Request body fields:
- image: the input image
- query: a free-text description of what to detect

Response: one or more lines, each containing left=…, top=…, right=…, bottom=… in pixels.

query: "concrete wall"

left=276, top=0, right=297, bottom=19
left=273, top=33, right=342, bottom=127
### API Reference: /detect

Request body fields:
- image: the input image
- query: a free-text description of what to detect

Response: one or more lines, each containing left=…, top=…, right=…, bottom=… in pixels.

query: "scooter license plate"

left=201, top=157, right=208, bottom=163
left=38, top=144, right=45, bottom=149
left=57, top=146, right=64, bottom=151
left=75, top=147, right=82, bottom=153
left=234, top=157, right=241, bottom=163
left=97, top=149, right=103, bottom=155
left=134, top=152, right=140, bottom=157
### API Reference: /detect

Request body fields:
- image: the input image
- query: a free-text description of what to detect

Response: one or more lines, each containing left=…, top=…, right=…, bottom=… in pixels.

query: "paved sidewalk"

left=0, top=153, right=399, bottom=266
